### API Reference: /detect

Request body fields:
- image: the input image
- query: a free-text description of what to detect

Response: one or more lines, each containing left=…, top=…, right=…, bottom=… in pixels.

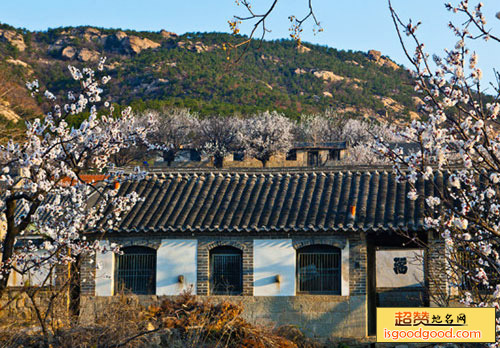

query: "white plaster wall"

left=8, top=250, right=54, bottom=287
left=254, top=239, right=295, bottom=296
left=156, top=239, right=197, bottom=295
left=95, top=241, right=114, bottom=296
left=341, top=239, right=350, bottom=296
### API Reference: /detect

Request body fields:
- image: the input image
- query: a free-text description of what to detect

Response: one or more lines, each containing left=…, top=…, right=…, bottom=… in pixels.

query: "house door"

left=307, top=151, right=319, bottom=166
left=367, top=239, right=427, bottom=337
left=367, top=243, right=377, bottom=336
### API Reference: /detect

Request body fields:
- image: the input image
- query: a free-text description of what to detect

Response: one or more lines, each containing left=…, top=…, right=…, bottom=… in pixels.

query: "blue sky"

left=1, top=0, right=500, bottom=87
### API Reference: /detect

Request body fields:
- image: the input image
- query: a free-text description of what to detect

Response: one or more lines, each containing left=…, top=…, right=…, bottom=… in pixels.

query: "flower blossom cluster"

left=384, top=1, right=500, bottom=344
left=0, top=60, right=154, bottom=288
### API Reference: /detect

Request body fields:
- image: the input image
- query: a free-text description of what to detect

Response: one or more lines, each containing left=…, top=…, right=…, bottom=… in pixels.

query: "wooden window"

left=115, top=246, right=156, bottom=295
left=297, top=245, right=341, bottom=294
left=210, top=246, right=243, bottom=295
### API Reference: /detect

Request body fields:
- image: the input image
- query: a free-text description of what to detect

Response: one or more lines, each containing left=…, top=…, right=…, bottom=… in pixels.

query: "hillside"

left=0, top=23, right=423, bottom=140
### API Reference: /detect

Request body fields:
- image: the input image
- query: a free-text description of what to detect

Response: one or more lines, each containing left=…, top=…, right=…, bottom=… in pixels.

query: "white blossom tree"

left=295, top=110, right=345, bottom=144
left=111, top=112, right=154, bottom=167
left=0, top=59, right=150, bottom=331
left=240, top=111, right=294, bottom=167
left=196, top=116, right=241, bottom=168
left=147, top=108, right=198, bottom=166
left=379, top=0, right=500, bottom=339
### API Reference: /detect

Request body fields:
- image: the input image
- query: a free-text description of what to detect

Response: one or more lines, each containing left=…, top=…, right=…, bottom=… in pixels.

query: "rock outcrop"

left=0, top=100, right=21, bottom=122
left=107, top=31, right=161, bottom=54
left=178, top=40, right=218, bottom=53
left=127, top=36, right=161, bottom=54
left=376, top=96, right=404, bottom=113
left=83, top=27, right=101, bottom=42
left=114, top=31, right=128, bottom=41
left=77, top=48, right=100, bottom=62
left=0, top=29, right=26, bottom=52
left=412, top=96, right=425, bottom=108
left=312, top=70, right=344, bottom=83
left=367, top=49, right=399, bottom=70
left=368, top=50, right=382, bottom=61
left=125, top=36, right=161, bottom=54
left=160, top=30, right=178, bottom=39
left=297, top=45, right=311, bottom=53
left=6, top=58, right=29, bottom=68
left=61, top=46, right=77, bottom=60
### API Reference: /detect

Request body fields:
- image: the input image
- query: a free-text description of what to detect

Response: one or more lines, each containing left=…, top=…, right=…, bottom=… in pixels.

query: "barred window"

left=210, top=246, right=243, bottom=295
left=297, top=245, right=341, bottom=294
left=456, top=248, right=499, bottom=292
left=115, top=246, right=156, bottom=295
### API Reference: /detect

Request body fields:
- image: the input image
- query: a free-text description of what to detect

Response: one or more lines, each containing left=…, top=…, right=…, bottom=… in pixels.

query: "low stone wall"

left=0, top=290, right=66, bottom=323
left=0, top=291, right=33, bottom=321
left=80, top=294, right=367, bottom=341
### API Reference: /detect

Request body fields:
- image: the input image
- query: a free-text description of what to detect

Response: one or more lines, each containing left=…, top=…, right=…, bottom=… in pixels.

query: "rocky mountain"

left=0, top=23, right=423, bottom=140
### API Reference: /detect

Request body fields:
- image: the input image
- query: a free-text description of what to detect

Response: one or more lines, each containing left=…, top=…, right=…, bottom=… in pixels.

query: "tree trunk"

left=163, top=150, right=176, bottom=166
left=68, top=254, right=81, bottom=320
left=0, top=201, right=18, bottom=294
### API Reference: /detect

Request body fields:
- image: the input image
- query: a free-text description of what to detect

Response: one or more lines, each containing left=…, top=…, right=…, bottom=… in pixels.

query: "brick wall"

left=349, top=232, right=367, bottom=296
left=80, top=233, right=369, bottom=338
left=196, top=238, right=253, bottom=296
left=80, top=253, right=96, bottom=296
left=83, top=234, right=367, bottom=297
left=426, top=232, right=448, bottom=306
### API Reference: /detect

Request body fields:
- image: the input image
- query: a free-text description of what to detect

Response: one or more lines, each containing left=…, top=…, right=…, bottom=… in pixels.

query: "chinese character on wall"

left=393, top=257, right=408, bottom=274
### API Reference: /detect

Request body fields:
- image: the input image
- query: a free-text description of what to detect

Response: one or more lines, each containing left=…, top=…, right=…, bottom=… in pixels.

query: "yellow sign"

left=377, top=307, right=496, bottom=343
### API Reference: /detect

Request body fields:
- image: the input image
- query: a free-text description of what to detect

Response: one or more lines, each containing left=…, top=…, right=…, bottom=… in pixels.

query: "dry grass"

left=0, top=291, right=326, bottom=348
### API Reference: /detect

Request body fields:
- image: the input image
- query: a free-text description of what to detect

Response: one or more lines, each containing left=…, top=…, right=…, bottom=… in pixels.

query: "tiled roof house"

left=80, top=168, right=446, bottom=341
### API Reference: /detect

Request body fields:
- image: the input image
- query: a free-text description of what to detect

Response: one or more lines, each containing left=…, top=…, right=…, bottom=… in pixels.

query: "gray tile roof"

left=106, top=169, right=444, bottom=234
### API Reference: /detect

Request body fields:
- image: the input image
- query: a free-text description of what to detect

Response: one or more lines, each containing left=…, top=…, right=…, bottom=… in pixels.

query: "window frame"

left=114, top=246, right=157, bottom=295
left=210, top=246, right=243, bottom=295
left=296, top=244, right=341, bottom=295
left=455, top=248, right=499, bottom=293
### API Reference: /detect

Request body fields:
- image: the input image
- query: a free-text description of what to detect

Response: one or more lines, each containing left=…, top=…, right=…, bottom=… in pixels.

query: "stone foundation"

left=79, top=294, right=367, bottom=340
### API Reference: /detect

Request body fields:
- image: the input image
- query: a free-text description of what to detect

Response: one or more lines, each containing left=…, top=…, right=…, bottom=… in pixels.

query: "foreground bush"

left=0, top=292, right=325, bottom=348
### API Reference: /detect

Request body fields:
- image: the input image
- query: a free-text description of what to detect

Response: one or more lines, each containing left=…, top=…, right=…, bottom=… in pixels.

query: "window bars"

left=210, top=247, right=243, bottom=295
left=115, top=246, right=156, bottom=295
left=297, top=245, right=341, bottom=294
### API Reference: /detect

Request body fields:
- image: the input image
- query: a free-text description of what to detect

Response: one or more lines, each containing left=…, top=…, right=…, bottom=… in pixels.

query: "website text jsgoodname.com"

left=383, top=327, right=481, bottom=341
